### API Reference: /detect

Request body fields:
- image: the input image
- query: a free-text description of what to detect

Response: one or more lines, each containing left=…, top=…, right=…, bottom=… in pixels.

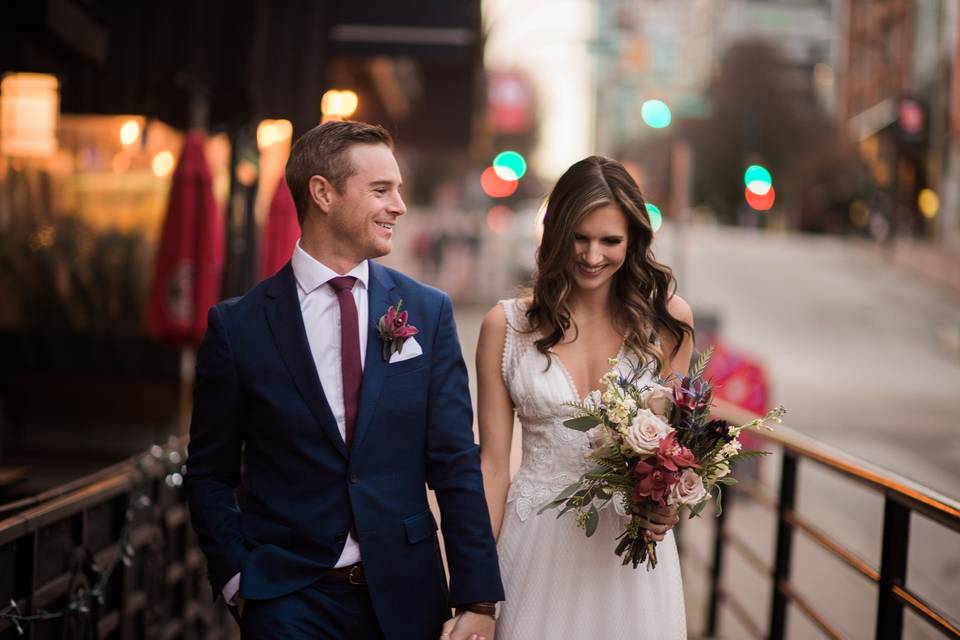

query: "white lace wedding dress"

left=495, top=299, right=687, bottom=639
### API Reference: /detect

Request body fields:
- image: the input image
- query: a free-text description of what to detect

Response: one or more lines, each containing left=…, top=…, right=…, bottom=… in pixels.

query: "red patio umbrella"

left=258, top=177, right=300, bottom=281
left=144, top=131, right=223, bottom=345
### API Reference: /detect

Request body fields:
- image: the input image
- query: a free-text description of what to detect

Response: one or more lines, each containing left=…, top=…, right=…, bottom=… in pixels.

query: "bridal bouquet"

left=539, top=348, right=785, bottom=569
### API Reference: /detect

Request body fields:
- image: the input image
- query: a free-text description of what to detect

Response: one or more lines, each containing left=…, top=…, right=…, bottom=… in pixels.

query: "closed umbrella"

left=144, top=131, right=223, bottom=345
left=258, top=177, right=300, bottom=281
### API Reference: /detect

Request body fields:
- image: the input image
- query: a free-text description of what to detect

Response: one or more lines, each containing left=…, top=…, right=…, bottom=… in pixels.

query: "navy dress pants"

left=240, top=576, right=385, bottom=639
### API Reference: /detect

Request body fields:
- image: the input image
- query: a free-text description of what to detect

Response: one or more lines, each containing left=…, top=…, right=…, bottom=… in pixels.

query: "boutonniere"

left=377, top=300, right=419, bottom=361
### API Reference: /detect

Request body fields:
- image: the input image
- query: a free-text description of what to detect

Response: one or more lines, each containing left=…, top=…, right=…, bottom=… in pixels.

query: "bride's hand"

left=439, top=611, right=494, bottom=640
left=631, top=503, right=679, bottom=542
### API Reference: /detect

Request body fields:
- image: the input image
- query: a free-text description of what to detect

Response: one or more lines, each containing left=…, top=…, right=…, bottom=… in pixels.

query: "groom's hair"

left=286, top=120, right=394, bottom=225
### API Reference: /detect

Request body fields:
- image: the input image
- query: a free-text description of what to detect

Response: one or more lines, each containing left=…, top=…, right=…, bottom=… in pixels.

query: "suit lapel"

left=264, top=263, right=349, bottom=459
left=352, top=261, right=397, bottom=454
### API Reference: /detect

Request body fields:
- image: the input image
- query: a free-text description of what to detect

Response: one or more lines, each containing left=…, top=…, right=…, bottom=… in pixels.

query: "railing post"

left=706, top=487, right=729, bottom=636
left=875, top=496, right=910, bottom=640
left=769, top=452, right=798, bottom=640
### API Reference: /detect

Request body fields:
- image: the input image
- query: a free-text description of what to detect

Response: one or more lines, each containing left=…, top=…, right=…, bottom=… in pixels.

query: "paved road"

left=396, top=223, right=960, bottom=638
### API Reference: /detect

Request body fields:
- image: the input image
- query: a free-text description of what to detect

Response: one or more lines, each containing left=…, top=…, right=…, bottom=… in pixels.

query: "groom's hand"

left=632, top=503, right=680, bottom=542
left=440, top=611, right=495, bottom=640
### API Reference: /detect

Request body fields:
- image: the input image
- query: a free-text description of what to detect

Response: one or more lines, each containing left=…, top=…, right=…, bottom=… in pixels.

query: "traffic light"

left=493, top=151, right=527, bottom=180
left=744, top=164, right=774, bottom=211
left=641, top=100, right=672, bottom=129
left=481, top=166, right=518, bottom=198
left=744, top=186, right=775, bottom=211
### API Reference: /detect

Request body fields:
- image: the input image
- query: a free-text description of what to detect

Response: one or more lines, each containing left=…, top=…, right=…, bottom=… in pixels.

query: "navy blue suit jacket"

left=185, top=261, right=504, bottom=638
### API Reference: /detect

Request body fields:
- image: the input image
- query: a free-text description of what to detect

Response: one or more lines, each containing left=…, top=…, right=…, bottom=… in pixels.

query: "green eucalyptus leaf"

left=689, top=499, right=709, bottom=518
left=584, top=505, right=599, bottom=537
left=563, top=416, right=601, bottom=431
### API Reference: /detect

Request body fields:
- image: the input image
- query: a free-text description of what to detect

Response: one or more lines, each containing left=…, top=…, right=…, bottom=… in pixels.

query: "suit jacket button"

left=350, top=473, right=359, bottom=484
left=335, top=534, right=346, bottom=543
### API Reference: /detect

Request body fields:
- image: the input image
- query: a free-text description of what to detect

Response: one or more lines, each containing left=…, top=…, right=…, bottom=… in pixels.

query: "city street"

left=434, top=223, right=960, bottom=639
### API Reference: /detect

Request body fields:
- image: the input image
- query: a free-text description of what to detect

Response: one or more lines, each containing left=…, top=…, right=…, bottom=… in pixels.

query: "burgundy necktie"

left=329, top=276, right=361, bottom=449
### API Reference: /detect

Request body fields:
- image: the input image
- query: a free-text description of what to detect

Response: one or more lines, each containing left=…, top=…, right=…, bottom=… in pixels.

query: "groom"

left=185, top=120, right=503, bottom=639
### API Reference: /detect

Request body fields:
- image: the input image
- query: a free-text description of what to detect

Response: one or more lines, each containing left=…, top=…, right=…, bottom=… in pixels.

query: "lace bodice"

left=499, top=298, right=653, bottom=521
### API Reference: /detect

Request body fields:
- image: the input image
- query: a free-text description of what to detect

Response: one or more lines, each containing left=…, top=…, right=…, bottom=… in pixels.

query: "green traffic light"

left=493, top=151, right=527, bottom=180
left=641, top=100, right=672, bottom=129
left=743, top=165, right=772, bottom=187
left=645, top=203, right=663, bottom=232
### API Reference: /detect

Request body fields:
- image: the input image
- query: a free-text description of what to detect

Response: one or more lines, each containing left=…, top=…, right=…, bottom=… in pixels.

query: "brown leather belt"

left=326, top=563, right=365, bottom=585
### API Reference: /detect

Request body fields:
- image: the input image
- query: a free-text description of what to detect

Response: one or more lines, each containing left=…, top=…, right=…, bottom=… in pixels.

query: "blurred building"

left=839, top=0, right=957, bottom=243
left=592, top=0, right=838, bottom=156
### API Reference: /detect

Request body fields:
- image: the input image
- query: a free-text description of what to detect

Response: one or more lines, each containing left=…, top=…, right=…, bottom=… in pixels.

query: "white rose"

left=623, top=409, right=671, bottom=455
left=641, top=383, right=674, bottom=418
left=586, top=425, right=615, bottom=457
left=670, top=468, right=707, bottom=506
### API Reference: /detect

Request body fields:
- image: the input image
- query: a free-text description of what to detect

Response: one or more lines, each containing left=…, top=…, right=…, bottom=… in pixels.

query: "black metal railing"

left=686, top=399, right=960, bottom=640
left=0, top=442, right=235, bottom=640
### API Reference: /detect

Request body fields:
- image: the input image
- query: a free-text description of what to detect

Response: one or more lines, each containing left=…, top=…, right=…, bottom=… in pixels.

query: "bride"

left=476, top=156, right=694, bottom=638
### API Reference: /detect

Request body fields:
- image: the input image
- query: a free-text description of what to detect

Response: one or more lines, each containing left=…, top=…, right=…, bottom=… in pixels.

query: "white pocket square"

left=389, top=336, right=423, bottom=363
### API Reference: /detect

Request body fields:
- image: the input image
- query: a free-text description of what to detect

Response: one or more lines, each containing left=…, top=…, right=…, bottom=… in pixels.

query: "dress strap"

left=497, top=298, right=523, bottom=386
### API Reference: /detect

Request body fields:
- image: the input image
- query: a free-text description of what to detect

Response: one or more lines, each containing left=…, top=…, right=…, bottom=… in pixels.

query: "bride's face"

left=569, top=204, right=629, bottom=292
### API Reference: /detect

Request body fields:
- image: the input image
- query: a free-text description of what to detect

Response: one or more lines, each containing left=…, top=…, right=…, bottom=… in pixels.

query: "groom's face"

left=328, top=143, right=406, bottom=261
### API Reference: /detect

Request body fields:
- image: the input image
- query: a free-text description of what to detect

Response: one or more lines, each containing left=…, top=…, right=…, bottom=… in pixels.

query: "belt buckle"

left=347, top=564, right=363, bottom=585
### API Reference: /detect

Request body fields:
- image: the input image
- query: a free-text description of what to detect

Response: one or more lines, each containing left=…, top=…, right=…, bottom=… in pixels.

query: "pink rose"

left=656, top=431, right=700, bottom=472
left=623, top=409, right=671, bottom=455
left=669, top=468, right=707, bottom=506
left=641, top=384, right=674, bottom=418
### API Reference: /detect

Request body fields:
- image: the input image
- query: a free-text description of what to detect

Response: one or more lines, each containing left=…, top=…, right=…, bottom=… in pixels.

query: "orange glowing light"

left=487, top=205, right=514, bottom=234
left=480, top=166, right=518, bottom=198
left=745, top=185, right=775, bottom=211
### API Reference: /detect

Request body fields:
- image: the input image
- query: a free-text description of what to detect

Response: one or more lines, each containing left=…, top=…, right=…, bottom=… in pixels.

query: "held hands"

left=439, top=611, right=495, bottom=640
left=631, top=503, right=680, bottom=542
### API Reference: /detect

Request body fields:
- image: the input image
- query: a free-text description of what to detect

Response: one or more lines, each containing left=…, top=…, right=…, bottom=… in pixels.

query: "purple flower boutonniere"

left=377, top=300, right=419, bottom=361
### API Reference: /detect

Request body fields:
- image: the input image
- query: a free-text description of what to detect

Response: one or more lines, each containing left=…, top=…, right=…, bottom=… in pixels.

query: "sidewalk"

left=890, top=239, right=960, bottom=294
left=888, top=239, right=960, bottom=357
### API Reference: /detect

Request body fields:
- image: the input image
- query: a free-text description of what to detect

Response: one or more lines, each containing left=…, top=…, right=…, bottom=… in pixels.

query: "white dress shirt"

left=223, top=240, right=367, bottom=604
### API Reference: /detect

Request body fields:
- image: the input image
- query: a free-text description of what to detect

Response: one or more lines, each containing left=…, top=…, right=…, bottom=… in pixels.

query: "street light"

left=321, top=89, right=359, bottom=122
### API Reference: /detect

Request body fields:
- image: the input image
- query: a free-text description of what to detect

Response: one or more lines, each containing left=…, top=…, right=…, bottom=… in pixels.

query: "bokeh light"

left=151, top=150, right=175, bottom=177
left=481, top=166, right=518, bottom=198
left=321, top=89, right=359, bottom=120
left=918, top=189, right=939, bottom=219
left=641, top=100, right=672, bottom=129
left=746, top=180, right=772, bottom=196
left=849, top=200, right=869, bottom=227
left=257, top=119, right=293, bottom=151
left=487, top=205, right=514, bottom=234
left=645, top=203, right=663, bottom=232
left=493, top=150, right=527, bottom=180
left=745, top=185, right=776, bottom=211
left=119, top=119, right=140, bottom=146
left=744, top=165, right=772, bottom=188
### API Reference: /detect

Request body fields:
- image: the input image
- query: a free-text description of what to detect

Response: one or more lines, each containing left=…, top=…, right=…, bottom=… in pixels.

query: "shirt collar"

left=291, top=240, right=369, bottom=294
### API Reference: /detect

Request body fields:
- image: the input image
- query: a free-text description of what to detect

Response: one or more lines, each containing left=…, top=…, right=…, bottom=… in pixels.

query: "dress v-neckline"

left=549, top=340, right=626, bottom=405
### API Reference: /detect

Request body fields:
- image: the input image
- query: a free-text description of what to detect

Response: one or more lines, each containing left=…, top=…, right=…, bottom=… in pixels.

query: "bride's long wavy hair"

left=524, top=155, right=693, bottom=375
